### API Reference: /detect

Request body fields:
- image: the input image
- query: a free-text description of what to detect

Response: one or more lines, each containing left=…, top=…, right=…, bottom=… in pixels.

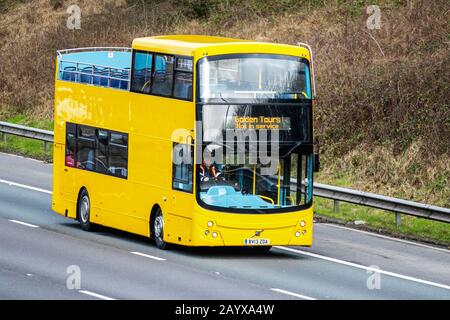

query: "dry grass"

left=317, top=141, right=450, bottom=207
left=0, top=0, right=448, bottom=205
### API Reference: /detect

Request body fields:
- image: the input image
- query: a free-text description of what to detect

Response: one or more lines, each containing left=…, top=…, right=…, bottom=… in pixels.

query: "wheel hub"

left=80, top=195, right=90, bottom=223
left=154, top=215, right=164, bottom=238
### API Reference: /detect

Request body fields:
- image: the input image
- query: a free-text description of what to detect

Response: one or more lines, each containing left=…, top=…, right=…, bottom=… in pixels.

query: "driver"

left=200, top=154, right=222, bottom=182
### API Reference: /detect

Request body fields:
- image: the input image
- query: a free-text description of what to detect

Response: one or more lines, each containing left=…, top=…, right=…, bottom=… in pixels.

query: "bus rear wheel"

left=153, top=208, right=168, bottom=250
left=78, top=189, right=93, bottom=231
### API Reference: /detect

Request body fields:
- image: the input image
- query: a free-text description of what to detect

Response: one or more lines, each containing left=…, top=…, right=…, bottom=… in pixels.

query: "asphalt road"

left=0, top=152, right=449, bottom=300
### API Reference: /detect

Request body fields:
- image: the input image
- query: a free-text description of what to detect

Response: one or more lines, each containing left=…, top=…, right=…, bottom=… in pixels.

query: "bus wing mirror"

left=313, top=153, right=320, bottom=172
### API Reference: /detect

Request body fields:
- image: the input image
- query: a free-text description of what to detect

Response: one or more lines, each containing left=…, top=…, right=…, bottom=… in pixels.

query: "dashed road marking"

left=271, top=288, right=316, bottom=300
left=8, top=219, right=39, bottom=228
left=131, top=251, right=166, bottom=261
left=79, top=290, right=115, bottom=300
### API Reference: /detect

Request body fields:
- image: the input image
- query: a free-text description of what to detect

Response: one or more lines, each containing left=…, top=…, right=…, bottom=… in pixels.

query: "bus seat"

left=110, top=78, right=120, bottom=88
left=80, top=66, right=93, bottom=83
left=119, top=71, right=129, bottom=90
left=119, top=80, right=128, bottom=90
left=98, top=70, right=110, bottom=86
left=109, top=71, right=121, bottom=88
left=62, top=66, right=77, bottom=81
left=92, top=67, right=103, bottom=85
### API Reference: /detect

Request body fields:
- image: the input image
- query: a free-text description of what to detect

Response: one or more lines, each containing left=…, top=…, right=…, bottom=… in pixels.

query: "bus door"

left=62, top=122, right=77, bottom=200
left=169, top=142, right=194, bottom=244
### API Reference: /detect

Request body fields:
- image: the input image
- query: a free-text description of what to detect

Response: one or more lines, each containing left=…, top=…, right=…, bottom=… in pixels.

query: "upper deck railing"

left=57, top=47, right=132, bottom=91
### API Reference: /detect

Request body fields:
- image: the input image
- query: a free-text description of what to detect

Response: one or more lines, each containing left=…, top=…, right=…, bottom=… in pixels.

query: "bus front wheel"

left=153, top=208, right=168, bottom=250
left=78, top=189, right=93, bottom=231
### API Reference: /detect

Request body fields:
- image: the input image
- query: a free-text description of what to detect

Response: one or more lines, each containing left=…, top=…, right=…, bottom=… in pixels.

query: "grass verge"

left=313, top=172, right=450, bottom=246
left=314, top=196, right=450, bottom=247
left=0, top=115, right=53, bottom=161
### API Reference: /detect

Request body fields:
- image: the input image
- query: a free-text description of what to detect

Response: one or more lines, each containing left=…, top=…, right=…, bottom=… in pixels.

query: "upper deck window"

left=131, top=51, right=152, bottom=93
left=198, top=54, right=311, bottom=102
left=173, top=57, right=193, bottom=100
left=152, top=54, right=174, bottom=97
left=57, top=49, right=131, bottom=90
left=130, top=51, right=193, bottom=101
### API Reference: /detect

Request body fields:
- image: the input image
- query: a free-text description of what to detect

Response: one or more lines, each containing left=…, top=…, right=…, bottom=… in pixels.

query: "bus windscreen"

left=198, top=54, right=312, bottom=102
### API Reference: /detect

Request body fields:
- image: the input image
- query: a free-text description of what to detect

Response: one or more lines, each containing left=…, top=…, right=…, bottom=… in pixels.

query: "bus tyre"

left=154, top=208, right=168, bottom=250
left=78, top=189, right=93, bottom=231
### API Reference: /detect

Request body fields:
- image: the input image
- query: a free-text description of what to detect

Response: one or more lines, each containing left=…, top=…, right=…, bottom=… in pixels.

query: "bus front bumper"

left=191, top=208, right=313, bottom=247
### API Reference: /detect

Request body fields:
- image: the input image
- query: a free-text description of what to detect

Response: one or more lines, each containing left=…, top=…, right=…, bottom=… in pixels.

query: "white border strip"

left=79, top=290, right=116, bottom=300
left=271, top=288, right=316, bottom=300
left=131, top=251, right=166, bottom=261
left=0, top=178, right=52, bottom=194
left=274, top=246, right=450, bottom=291
left=8, top=219, right=39, bottom=228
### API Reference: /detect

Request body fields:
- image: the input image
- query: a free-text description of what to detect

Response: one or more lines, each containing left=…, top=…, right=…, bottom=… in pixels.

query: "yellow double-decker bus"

left=52, top=35, right=318, bottom=250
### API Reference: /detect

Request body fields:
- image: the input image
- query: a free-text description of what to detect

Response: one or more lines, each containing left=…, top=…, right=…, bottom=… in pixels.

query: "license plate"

left=244, top=238, right=270, bottom=245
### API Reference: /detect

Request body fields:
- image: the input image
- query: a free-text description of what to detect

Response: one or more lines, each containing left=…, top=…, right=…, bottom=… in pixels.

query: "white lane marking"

left=0, top=178, right=52, bottom=194
left=271, top=288, right=317, bottom=300
left=322, top=223, right=450, bottom=253
left=8, top=219, right=39, bottom=228
left=274, top=246, right=450, bottom=291
left=130, top=251, right=166, bottom=261
left=79, top=290, right=116, bottom=300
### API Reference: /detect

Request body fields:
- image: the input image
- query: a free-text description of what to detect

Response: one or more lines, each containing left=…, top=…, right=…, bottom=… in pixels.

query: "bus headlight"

left=207, top=221, right=214, bottom=228
left=295, top=231, right=300, bottom=237
left=205, top=230, right=210, bottom=236
left=212, top=232, right=218, bottom=238
left=300, top=220, right=306, bottom=227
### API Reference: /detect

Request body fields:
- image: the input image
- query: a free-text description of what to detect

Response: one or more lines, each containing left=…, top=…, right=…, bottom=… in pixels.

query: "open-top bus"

left=52, top=35, right=318, bottom=250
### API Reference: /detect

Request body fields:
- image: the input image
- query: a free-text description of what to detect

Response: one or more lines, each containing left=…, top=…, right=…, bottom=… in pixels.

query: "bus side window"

left=77, top=125, right=95, bottom=171
left=131, top=51, right=153, bottom=94
left=173, top=57, right=193, bottom=100
left=172, top=143, right=193, bottom=192
left=96, top=129, right=109, bottom=174
left=173, top=72, right=192, bottom=100
left=109, top=132, right=128, bottom=179
left=65, top=122, right=76, bottom=167
left=152, top=54, right=174, bottom=97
